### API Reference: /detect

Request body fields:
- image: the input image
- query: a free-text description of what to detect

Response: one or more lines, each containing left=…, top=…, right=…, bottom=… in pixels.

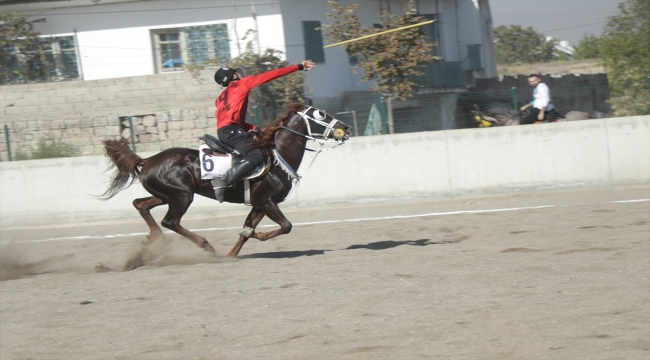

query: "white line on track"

left=6, top=199, right=649, bottom=244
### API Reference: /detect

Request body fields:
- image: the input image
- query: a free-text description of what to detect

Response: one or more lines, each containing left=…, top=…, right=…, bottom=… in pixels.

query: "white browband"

left=294, top=106, right=347, bottom=167
left=296, top=107, right=344, bottom=146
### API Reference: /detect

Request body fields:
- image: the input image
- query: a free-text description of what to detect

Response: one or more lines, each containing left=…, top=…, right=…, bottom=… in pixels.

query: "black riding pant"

left=217, top=125, right=264, bottom=166
left=520, top=107, right=541, bottom=125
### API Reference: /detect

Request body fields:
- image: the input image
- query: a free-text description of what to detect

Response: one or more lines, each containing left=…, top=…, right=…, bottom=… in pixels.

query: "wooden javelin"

left=323, top=20, right=435, bottom=49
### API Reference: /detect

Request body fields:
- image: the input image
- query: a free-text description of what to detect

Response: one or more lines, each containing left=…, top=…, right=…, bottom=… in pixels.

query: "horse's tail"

left=98, top=138, right=145, bottom=200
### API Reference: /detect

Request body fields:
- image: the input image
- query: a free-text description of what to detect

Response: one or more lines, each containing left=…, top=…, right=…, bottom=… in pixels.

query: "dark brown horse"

left=100, top=104, right=352, bottom=257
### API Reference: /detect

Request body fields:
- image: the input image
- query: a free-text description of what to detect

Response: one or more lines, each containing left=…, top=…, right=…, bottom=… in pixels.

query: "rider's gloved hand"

left=298, top=60, right=315, bottom=71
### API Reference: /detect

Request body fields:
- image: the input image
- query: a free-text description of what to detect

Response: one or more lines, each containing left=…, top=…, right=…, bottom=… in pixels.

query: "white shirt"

left=532, top=83, right=554, bottom=111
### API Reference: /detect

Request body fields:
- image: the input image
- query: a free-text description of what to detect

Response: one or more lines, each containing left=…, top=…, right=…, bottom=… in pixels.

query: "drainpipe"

left=127, top=116, right=136, bottom=151
left=73, top=28, right=84, bottom=80
left=3, top=124, right=11, bottom=161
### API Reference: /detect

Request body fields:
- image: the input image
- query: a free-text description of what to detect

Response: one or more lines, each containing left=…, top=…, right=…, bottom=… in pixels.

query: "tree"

left=186, top=30, right=308, bottom=125
left=572, top=34, right=601, bottom=60
left=600, top=0, right=650, bottom=116
left=321, top=0, right=439, bottom=134
left=493, top=25, right=556, bottom=65
left=0, top=12, right=51, bottom=84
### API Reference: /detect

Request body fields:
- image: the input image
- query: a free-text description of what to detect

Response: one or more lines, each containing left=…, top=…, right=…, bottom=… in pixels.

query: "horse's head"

left=296, top=106, right=352, bottom=143
left=252, top=104, right=353, bottom=158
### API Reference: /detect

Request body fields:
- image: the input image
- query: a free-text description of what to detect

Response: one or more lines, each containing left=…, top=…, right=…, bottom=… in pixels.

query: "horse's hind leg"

left=161, top=194, right=216, bottom=253
left=133, top=196, right=165, bottom=243
left=227, top=208, right=265, bottom=257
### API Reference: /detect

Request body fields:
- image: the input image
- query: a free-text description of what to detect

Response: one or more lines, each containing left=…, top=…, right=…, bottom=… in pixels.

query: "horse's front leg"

left=227, top=207, right=265, bottom=257
left=249, top=201, right=292, bottom=241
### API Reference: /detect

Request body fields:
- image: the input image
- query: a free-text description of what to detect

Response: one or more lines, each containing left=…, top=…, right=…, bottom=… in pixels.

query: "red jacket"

left=215, top=65, right=300, bottom=131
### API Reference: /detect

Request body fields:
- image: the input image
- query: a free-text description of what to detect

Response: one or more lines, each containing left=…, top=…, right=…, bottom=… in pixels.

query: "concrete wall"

left=1, top=116, right=647, bottom=228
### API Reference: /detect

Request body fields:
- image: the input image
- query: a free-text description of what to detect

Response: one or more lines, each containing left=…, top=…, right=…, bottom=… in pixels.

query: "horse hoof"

left=201, top=249, right=219, bottom=259
left=202, top=244, right=216, bottom=253
left=146, top=233, right=162, bottom=243
left=238, top=227, right=254, bottom=237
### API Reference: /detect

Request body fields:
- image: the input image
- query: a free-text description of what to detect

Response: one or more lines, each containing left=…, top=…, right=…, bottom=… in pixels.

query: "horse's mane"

left=249, top=103, right=305, bottom=157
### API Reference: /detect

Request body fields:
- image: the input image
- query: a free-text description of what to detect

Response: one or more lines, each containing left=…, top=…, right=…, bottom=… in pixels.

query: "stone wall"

left=0, top=69, right=222, bottom=161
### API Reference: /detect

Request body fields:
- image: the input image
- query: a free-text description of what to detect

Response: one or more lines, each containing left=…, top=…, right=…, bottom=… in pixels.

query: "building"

left=0, top=0, right=498, bottom=160
left=552, top=39, right=576, bottom=60
left=2, top=0, right=497, bottom=96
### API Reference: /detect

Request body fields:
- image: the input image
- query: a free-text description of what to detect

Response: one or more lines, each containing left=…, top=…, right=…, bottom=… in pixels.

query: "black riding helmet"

left=214, top=67, right=238, bottom=87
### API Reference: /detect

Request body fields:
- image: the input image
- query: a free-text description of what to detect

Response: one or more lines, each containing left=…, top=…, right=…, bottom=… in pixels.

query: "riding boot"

left=211, top=159, right=256, bottom=203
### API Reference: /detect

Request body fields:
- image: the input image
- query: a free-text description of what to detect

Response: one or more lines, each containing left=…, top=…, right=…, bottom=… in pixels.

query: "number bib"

left=199, top=143, right=232, bottom=179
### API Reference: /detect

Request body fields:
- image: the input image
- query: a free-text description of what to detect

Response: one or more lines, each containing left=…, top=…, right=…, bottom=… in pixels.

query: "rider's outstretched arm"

left=239, top=60, right=315, bottom=90
left=239, top=65, right=299, bottom=90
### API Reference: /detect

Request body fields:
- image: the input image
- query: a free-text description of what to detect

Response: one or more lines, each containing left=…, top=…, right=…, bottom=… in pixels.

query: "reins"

left=276, top=106, right=346, bottom=168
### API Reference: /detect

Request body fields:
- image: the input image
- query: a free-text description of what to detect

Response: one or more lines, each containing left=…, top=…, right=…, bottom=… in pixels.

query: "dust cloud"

left=1, top=234, right=232, bottom=281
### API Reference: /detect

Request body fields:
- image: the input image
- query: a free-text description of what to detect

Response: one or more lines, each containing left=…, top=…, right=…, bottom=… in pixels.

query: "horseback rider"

left=211, top=60, right=315, bottom=202
left=519, top=74, right=555, bottom=125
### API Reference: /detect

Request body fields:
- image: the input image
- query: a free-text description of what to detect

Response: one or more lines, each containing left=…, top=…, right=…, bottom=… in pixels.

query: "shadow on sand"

left=241, top=238, right=454, bottom=259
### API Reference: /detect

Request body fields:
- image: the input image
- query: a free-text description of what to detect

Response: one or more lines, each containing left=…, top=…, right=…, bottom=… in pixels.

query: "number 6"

left=202, top=153, right=214, bottom=172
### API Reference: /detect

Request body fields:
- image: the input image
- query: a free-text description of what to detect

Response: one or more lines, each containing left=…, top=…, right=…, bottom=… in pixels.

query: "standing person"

left=520, top=74, right=555, bottom=125
left=211, top=60, right=315, bottom=202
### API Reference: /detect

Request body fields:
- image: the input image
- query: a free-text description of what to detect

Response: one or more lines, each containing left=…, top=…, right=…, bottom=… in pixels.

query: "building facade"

left=2, top=0, right=497, bottom=98
left=0, top=0, right=498, bottom=160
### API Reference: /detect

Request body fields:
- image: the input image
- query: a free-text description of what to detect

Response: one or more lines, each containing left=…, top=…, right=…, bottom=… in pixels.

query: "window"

left=151, top=24, right=231, bottom=73
left=155, top=30, right=183, bottom=72
left=302, top=21, right=325, bottom=63
left=348, top=54, right=359, bottom=65
left=467, top=44, right=482, bottom=70
left=1, top=36, right=79, bottom=84
left=419, top=14, right=441, bottom=57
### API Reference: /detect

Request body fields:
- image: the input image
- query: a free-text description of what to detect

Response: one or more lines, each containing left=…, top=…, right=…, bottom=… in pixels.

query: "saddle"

left=201, top=133, right=234, bottom=154
left=199, top=133, right=269, bottom=180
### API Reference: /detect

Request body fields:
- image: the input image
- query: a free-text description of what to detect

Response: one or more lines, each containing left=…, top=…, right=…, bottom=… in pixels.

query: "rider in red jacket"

left=211, top=60, right=315, bottom=202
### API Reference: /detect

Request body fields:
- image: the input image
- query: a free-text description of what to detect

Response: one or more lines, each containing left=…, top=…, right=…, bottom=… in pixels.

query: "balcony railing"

left=412, top=61, right=465, bottom=88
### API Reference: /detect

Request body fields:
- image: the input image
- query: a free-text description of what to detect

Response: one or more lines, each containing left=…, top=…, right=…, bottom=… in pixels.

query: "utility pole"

left=252, top=2, right=261, bottom=54
left=232, top=0, right=241, bottom=56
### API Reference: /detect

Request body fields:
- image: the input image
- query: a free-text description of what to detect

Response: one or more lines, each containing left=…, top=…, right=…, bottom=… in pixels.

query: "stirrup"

left=211, top=178, right=229, bottom=203
left=214, top=187, right=226, bottom=203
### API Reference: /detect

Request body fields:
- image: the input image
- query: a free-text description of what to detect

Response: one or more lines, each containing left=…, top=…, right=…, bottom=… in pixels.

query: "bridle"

left=278, top=106, right=347, bottom=149
left=277, top=106, right=348, bottom=167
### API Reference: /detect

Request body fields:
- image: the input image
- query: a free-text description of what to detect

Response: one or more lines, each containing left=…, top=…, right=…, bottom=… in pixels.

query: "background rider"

left=520, top=74, right=554, bottom=125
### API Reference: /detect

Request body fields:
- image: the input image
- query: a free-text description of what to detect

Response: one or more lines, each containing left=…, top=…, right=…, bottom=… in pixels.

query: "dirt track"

left=1, top=186, right=649, bottom=359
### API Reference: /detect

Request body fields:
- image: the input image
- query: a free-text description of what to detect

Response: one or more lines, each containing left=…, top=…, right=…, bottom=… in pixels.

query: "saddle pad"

left=199, top=143, right=232, bottom=179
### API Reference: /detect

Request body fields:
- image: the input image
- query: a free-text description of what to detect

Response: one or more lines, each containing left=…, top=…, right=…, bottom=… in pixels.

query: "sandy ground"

left=0, top=186, right=649, bottom=360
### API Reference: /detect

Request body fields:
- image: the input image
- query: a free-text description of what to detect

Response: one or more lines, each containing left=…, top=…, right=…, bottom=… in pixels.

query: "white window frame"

left=2, top=35, right=80, bottom=83
left=151, top=24, right=231, bottom=74
left=151, top=28, right=184, bottom=73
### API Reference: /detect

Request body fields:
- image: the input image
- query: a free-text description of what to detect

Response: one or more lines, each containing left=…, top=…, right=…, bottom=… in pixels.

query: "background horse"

left=100, top=104, right=352, bottom=257
left=473, top=104, right=608, bottom=127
